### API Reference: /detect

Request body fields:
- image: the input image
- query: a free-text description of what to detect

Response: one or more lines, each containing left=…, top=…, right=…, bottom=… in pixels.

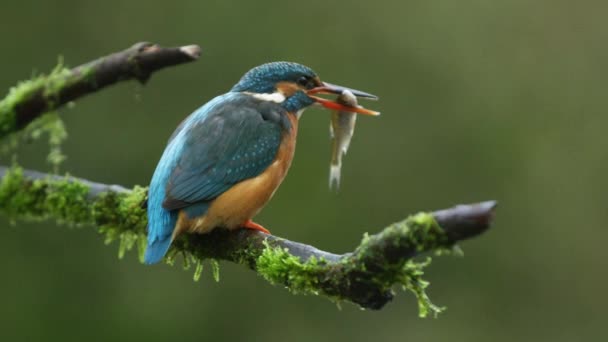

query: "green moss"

left=210, top=259, right=220, bottom=282
left=136, top=233, right=147, bottom=263
left=407, top=213, right=448, bottom=251
left=164, top=248, right=179, bottom=266
left=43, top=179, right=90, bottom=224
left=118, top=230, right=140, bottom=259
left=0, top=165, right=90, bottom=223
left=92, top=187, right=147, bottom=260
left=398, top=258, right=446, bottom=318
left=0, top=59, right=94, bottom=141
left=381, top=213, right=449, bottom=317
left=80, top=65, right=97, bottom=89
left=20, top=112, right=68, bottom=171
left=0, top=73, right=48, bottom=137
left=228, top=242, right=263, bottom=267
left=193, top=261, right=204, bottom=282
left=152, top=245, right=218, bottom=283
left=339, top=212, right=452, bottom=317
left=357, top=212, right=449, bottom=259
left=254, top=212, right=454, bottom=316
left=0, top=106, right=16, bottom=138
left=0, top=164, right=151, bottom=262
left=0, top=161, right=463, bottom=316
left=0, top=60, right=75, bottom=170
left=116, top=186, right=148, bottom=233
left=43, top=60, right=72, bottom=105
left=0, top=166, right=33, bottom=220
left=0, top=61, right=70, bottom=121
left=46, top=116, right=67, bottom=170
left=257, top=241, right=326, bottom=296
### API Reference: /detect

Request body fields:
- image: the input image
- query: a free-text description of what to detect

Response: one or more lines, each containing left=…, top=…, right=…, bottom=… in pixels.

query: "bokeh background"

left=1, top=0, right=607, bottom=341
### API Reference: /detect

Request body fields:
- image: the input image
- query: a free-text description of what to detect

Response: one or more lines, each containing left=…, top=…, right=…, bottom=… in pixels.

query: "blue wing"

left=162, top=101, right=285, bottom=213
left=145, top=93, right=289, bottom=264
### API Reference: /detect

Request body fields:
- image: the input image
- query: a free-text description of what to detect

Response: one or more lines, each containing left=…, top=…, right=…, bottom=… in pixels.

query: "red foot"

left=243, top=220, right=271, bottom=234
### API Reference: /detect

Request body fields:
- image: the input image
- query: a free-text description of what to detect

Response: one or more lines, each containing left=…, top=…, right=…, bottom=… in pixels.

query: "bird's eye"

left=297, top=76, right=310, bottom=87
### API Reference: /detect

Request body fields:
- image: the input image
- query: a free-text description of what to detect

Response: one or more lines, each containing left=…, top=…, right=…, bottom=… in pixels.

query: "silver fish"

left=329, top=90, right=358, bottom=190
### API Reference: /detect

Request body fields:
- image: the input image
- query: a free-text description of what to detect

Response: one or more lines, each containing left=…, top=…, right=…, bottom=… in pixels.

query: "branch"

left=0, top=165, right=496, bottom=314
left=0, top=43, right=496, bottom=315
left=0, top=42, right=201, bottom=139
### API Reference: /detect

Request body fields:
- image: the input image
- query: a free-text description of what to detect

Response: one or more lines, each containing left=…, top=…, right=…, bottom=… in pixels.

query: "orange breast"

left=175, top=113, right=299, bottom=235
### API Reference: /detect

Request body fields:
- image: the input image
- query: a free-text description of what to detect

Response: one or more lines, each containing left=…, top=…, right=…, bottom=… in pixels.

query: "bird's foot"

left=243, top=220, right=271, bottom=234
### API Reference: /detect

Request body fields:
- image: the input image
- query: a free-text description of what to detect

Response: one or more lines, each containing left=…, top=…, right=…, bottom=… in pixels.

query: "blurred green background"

left=1, top=0, right=607, bottom=341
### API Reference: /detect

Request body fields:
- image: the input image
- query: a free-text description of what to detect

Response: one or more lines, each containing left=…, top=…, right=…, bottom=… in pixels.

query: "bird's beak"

left=307, top=82, right=380, bottom=116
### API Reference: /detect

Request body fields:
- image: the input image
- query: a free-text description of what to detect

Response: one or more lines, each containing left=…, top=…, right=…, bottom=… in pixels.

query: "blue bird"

left=145, top=61, right=378, bottom=264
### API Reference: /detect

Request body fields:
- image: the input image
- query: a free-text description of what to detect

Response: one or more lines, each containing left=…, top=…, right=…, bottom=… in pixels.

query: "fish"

left=329, top=90, right=358, bottom=190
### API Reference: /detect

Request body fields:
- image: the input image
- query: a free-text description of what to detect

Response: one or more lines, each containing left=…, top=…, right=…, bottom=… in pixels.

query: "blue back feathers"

left=145, top=93, right=287, bottom=264
left=146, top=62, right=322, bottom=264
left=145, top=94, right=233, bottom=264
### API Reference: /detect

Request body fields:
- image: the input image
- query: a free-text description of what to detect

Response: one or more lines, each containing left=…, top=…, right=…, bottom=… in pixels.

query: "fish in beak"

left=307, top=82, right=380, bottom=116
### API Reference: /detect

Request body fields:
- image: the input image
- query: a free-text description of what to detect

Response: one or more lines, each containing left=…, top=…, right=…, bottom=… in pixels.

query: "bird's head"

left=231, top=61, right=378, bottom=115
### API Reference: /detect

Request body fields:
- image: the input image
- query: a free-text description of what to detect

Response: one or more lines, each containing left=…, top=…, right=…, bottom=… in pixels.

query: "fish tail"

left=329, top=162, right=342, bottom=190
left=329, top=137, right=343, bottom=190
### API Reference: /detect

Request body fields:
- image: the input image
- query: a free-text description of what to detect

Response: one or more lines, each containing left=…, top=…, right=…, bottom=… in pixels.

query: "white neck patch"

left=246, top=91, right=286, bottom=104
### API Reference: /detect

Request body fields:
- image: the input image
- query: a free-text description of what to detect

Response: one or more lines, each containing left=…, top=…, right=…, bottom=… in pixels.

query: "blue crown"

left=231, top=62, right=317, bottom=94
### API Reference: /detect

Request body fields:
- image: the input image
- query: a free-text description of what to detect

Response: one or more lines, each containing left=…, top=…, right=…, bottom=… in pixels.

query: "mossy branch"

left=0, top=43, right=496, bottom=315
left=0, top=42, right=201, bottom=139
left=0, top=165, right=496, bottom=314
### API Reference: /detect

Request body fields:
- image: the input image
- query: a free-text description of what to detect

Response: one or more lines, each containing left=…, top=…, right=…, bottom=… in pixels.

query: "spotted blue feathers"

left=144, top=93, right=285, bottom=264
left=146, top=62, right=324, bottom=264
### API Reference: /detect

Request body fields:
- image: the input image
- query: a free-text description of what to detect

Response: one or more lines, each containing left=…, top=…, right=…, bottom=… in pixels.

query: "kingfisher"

left=144, top=61, right=378, bottom=264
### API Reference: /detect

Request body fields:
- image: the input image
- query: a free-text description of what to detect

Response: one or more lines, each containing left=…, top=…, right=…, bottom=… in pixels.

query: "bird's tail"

left=144, top=210, right=178, bottom=264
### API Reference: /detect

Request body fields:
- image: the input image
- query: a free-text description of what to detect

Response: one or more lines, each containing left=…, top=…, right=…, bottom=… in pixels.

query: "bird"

left=144, top=61, right=378, bottom=264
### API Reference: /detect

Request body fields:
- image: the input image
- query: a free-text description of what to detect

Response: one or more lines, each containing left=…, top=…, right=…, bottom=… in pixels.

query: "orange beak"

left=307, top=82, right=380, bottom=116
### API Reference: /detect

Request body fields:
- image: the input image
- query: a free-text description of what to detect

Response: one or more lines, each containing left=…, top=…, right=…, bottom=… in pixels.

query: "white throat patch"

left=246, top=91, right=286, bottom=103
